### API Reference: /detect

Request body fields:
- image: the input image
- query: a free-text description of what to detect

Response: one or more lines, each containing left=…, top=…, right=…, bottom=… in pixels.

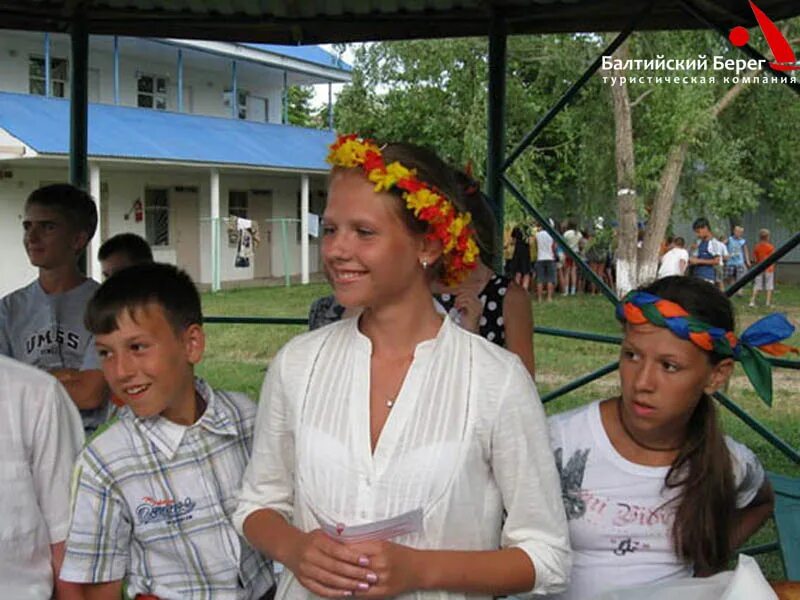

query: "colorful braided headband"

left=326, top=134, right=480, bottom=286
left=617, top=291, right=798, bottom=406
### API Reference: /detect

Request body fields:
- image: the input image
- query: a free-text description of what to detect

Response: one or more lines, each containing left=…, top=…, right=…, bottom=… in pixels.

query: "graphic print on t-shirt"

left=554, top=447, right=590, bottom=520
left=555, top=445, right=674, bottom=555
left=25, top=325, right=81, bottom=367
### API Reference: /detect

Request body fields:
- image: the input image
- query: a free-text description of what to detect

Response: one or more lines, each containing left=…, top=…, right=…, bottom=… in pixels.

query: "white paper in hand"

left=315, top=508, right=424, bottom=543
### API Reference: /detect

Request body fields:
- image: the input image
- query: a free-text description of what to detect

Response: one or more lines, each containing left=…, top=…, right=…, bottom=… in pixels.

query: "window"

left=229, top=191, right=249, bottom=218
left=137, top=74, right=167, bottom=110
left=144, top=188, right=169, bottom=246
left=224, top=89, right=249, bottom=119
left=29, top=56, right=68, bottom=97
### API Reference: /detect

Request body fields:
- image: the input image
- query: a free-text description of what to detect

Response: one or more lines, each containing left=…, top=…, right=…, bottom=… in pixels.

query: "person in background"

left=725, top=226, right=750, bottom=290
left=503, top=224, right=515, bottom=276
left=0, top=356, right=84, bottom=599
left=688, top=217, right=722, bottom=286
left=584, top=229, right=610, bottom=295
left=750, top=228, right=777, bottom=308
left=534, top=224, right=558, bottom=303
left=98, top=232, right=154, bottom=279
left=508, top=226, right=532, bottom=291
left=562, top=221, right=583, bottom=296
left=657, top=236, right=689, bottom=279
left=0, top=183, right=107, bottom=436
left=549, top=276, right=782, bottom=600
left=236, top=135, right=570, bottom=599
left=97, top=233, right=155, bottom=411
left=713, top=234, right=729, bottom=291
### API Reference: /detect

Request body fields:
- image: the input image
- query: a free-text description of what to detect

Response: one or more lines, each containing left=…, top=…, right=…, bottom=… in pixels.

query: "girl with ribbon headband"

left=235, top=135, right=570, bottom=599
left=547, top=275, right=789, bottom=600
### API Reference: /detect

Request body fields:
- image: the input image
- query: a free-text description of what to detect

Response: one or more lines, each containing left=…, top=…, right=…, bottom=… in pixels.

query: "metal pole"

left=69, top=9, right=89, bottom=190
left=541, top=361, right=620, bottom=404
left=88, top=164, right=102, bottom=280
left=280, top=219, right=290, bottom=287
left=44, top=32, right=51, bottom=97
left=205, top=316, right=308, bottom=325
left=328, top=81, right=334, bottom=130
left=487, top=14, right=507, bottom=274
left=300, top=175, right=310, bottom=284
left=113, top=36, right=119, bottom=105
left=502, top=23, right=640, bottom=172
left=210, top=168, right=221, bottom=292
left=231, top=60, right=238, bottom=118
left=282, top=71, right=289, bottom=124
left=177, top=49, right=183, bottom=113
left=714, top=391, right=800, bottom=464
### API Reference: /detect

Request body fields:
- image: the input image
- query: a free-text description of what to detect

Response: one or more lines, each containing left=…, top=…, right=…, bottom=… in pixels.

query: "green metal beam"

left=69, top=8, right=89, bottom=190
left=714, top=391, right=800, bottom=465
left=501, top=21, right=641, bottom=172
left=541, top=361, right=620, bottom=404
left=725, top=231, right=800, bottom=297
left=486, top=14, right=507, bottom=273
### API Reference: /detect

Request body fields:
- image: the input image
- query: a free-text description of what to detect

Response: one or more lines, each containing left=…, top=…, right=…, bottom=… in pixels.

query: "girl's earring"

left=421, top=259, right=428, bottom=270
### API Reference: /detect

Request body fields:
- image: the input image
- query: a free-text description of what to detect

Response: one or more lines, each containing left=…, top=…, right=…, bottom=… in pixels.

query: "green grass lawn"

left=197, top=280, right=800, bottom=578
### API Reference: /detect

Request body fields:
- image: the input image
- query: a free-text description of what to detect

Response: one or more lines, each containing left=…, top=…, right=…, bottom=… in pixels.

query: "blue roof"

left=241, top=43, right=352, bottom=72
left=0, top=92, right=335, bottom=171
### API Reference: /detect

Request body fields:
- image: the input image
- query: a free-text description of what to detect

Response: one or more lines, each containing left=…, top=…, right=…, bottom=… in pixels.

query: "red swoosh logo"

left=750, top=1, right=800, bottom=70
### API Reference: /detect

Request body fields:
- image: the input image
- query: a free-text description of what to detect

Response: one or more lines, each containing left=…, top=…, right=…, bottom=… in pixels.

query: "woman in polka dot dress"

left=433, top=170, right=535, bottom=377
left=435, top=261, right=534, bottom=377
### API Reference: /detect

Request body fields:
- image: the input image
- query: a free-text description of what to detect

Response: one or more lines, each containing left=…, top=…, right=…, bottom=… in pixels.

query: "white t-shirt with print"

left=547, top=401, right=764, bottom=600
left=658, top=247, right=689, bottom=278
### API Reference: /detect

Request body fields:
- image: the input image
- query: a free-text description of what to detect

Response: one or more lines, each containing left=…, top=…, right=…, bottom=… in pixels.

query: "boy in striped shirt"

left=61, top=263, right=274, bottom=600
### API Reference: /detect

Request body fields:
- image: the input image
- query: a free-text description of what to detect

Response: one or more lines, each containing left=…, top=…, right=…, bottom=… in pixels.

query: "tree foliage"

left=333, top=22, right=800, bottom=244
left=287, top=85, right=316, bottom=128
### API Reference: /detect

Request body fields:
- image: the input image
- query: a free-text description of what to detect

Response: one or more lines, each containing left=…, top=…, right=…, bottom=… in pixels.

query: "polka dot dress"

left=436, top=275, right=509, bottom=347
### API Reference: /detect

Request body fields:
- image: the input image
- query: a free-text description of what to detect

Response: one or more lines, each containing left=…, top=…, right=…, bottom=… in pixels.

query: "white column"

left=210, top=168, right=221, bottom=292
left=300, top=173, right=310, bottom=284
left=88, top=163, right=102, bottom=281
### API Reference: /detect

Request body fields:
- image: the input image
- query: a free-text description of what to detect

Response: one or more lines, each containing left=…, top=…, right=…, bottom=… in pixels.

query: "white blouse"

left=234, top=316, right=570, bottom=599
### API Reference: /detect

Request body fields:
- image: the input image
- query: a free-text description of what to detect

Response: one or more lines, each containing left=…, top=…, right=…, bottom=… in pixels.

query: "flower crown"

left=326, top=134, right=480, bottom=285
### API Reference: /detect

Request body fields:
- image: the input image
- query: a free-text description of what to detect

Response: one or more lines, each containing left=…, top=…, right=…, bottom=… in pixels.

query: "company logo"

left=136, top=496, right=196, bottom=525
left=728, top=1, right=799, bottom=71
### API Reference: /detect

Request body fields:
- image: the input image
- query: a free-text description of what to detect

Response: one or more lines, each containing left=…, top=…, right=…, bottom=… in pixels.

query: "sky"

left=310, top=44, right=358, bottom=109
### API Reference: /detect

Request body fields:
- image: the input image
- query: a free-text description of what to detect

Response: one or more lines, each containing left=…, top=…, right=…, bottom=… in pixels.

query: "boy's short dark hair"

left=26, top=183, right=98, bottom=241
left=85, top=263, right=202, bottom=335
left=692, top=217, right=710, bottom=231
left=674, top=236, right=685, bottom=247
left=98, top=233, right=154, bottom=264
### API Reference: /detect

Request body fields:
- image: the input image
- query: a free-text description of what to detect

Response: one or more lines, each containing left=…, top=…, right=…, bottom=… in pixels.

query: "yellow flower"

left=464, top=239, right=480, bottom=264
left=327, top=138, right=376, bottom=168
left=405, top=189, right=440, bottom=215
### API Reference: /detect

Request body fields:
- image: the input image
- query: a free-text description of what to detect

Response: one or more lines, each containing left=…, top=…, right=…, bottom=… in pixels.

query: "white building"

left=0, top=30, right=350, bottom=295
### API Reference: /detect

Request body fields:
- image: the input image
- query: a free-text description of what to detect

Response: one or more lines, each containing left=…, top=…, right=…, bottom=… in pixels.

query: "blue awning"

left=0, top=91, right=335, bottom=171
left=241, top=43, right=352, bottom=72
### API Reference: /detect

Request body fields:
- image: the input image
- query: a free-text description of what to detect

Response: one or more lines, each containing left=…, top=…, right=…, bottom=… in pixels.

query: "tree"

left=334, top=36, right=607, bottom=226
left=333, top=25, right=799, bottom=289
left=605, top=21, right=799, bottom=294
left=287, top=85, right=315, bottom=127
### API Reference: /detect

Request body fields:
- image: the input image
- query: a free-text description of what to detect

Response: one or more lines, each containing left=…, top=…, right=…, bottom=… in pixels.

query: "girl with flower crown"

left=547, top=275, right=788, bottom=600
left=234, top=135, right=570, bottom=600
